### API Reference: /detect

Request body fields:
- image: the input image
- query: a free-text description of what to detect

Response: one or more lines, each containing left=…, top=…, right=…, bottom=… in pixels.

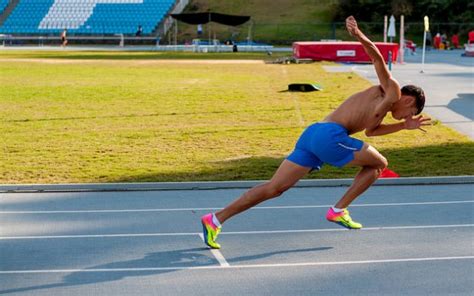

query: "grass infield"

left=0, top=51, right=472, bottom=184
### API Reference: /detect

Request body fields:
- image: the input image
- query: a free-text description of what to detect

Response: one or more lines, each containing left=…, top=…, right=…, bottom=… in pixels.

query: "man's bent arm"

left=365, top=122, right=406, bottom=137
left=346, top=16, right=398, bottom=96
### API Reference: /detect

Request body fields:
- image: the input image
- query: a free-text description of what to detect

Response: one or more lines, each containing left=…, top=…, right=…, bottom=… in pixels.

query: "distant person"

left=469, top=30, right=474, bottom=44
left=61, top=29, right=68, bottom=47
left=136, top=25, right=143, bottom=37
left=451, top=33, right=459, bottom=49
left=201, top=16, right=429, bottom=249
left=441, top=33, right=449, bottom=49
left=433, top=33, right=441, bottom=49
left=426, top=31, right=432, bottom=50
left=197, top=24, right=203, bottom=36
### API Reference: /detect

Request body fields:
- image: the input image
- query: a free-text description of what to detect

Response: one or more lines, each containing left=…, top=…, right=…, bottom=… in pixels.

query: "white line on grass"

left=1, top=224, right=472, bottom=240
left=0, top=256, right=472, bottom=274
left=1, top=200, right=472, bottom=214
left=198, top=233, right=230, bottom=267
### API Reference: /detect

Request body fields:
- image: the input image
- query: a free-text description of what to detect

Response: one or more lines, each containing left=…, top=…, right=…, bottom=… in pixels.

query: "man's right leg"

left=216, top=160, right=311, bottom=223
left=201, top=160, right=311, bottom=248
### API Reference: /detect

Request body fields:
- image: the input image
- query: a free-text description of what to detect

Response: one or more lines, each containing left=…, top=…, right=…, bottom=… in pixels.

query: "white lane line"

left=223, top=224, right=474, bottom=235
left=1, top=200, right=472, bottom=214
left=1, top=224, right=472, bottom=240
left=1, top=256, right=472, bottom=274
left=198, top=233, right=230, bottom=267
left=0, top=232, right=197, bottom=240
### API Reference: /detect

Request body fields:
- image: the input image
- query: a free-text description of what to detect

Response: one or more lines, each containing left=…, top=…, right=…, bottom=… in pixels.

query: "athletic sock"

left=212, top=213, right=222, bottom=227
left=332, top=207, right=345, bottom=213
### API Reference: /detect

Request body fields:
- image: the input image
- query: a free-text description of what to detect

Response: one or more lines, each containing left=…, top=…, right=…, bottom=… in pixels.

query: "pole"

left=247, top=20, right=253, bottom=45
left=421, top=30, right=426, bottom=73
left=208, top=13, right=211, bottom=47
left=174, top=18, right=178, bottom=46
left=383, top=15, right=387, bottom=43
left=421, top=16, right=429, bottom=73
left=388, top=51, right=392, bottom=71
left=399, top=15, right=404, bottom=64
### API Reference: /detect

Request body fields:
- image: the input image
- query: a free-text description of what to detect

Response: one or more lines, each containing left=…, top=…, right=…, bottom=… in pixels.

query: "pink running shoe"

left=326, top=208, right=362, bottom=229
left=201, top=213, right=222, bottom=249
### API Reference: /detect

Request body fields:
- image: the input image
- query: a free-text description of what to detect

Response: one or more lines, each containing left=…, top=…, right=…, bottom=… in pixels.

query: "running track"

left=1, top=179, right=473, bottom=295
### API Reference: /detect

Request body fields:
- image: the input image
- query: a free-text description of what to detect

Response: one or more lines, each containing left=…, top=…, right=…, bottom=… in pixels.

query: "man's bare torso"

left=323, top=85, right=387, bottom=134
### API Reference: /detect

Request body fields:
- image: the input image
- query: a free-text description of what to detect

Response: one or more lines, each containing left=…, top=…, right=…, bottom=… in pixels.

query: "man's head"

left=391, top=85, right=425, bottom=120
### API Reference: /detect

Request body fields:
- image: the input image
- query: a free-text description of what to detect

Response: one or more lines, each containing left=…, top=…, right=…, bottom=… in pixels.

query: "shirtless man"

left=201, top=16, right=430, bottom=249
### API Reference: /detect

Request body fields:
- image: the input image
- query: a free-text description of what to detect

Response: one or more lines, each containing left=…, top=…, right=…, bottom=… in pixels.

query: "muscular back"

left=324, top=85, right=388, bottom=134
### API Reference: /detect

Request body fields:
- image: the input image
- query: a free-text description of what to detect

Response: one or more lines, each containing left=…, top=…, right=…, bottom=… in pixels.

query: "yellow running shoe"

left=201, top=213, right=222, bottom=249
left=326, top=208, right=362, bottom=229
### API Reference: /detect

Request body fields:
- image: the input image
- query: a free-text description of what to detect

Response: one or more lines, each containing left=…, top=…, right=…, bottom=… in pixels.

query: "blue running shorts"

left=287, top=122, right=364, bottom=170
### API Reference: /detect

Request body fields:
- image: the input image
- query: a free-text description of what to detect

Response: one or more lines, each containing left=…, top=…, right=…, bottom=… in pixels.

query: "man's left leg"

left=327, top=143, right=387, bottom=229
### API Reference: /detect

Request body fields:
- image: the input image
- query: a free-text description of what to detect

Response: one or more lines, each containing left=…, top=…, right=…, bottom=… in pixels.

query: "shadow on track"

left=0, top=246, right=331, bottom=294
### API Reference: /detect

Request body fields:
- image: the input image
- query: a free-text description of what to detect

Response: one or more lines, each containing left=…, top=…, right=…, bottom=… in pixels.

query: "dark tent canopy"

left=171, top=12, right=250, bottom=26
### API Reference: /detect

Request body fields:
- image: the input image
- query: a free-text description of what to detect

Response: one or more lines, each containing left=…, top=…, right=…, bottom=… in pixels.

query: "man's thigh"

left=346, top=143, right=387, bottom=168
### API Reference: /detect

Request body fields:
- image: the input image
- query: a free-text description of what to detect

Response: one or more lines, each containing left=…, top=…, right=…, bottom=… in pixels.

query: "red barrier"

left=293, top=41, right=399, bottom=63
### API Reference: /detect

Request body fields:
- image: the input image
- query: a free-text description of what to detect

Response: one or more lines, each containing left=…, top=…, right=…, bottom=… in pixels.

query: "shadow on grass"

left=109, top=142, right=474, bottom=183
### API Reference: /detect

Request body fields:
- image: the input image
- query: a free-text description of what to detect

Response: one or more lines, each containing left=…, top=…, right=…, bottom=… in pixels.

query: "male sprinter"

left=201, top=16, right=430, bottom=249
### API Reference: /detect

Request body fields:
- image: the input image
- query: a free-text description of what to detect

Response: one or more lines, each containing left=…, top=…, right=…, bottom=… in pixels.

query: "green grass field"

left=0, top=50, right=472, bottom=184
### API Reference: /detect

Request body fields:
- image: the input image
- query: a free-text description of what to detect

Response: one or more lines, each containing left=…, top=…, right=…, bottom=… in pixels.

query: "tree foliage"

left=332, top=0, right=473, bottom=23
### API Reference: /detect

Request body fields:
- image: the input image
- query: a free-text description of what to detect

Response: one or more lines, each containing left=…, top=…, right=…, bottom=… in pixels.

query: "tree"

left=332, top=0, right=472, bottom=23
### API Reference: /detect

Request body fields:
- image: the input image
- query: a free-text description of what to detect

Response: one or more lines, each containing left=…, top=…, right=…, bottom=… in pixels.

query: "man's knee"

left=264, top=181, right=292, bottom=198
left=376, top=155, right=388, bottom=170
left=367, top=145, right=388, bottom=170
left=364, top=155, right=387, bottom=173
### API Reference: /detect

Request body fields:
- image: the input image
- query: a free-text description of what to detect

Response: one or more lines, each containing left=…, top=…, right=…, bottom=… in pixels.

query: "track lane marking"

left=1, top=224, right=472, bottom=240
left=1, top=200, right=472, bottom=214
left=1, top=256, right=472, bottom=274
left=198, top=234, right=230, bottom=267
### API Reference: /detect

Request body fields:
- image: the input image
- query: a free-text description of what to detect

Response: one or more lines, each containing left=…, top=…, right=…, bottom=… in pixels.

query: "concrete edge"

left=0, top=176, right=473, bottom=193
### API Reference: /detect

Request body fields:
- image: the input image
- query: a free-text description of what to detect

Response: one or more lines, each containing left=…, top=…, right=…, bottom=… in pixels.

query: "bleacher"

left=0, top=0, right=176, bottom=35
left=0, top=0, right=9, bottom=13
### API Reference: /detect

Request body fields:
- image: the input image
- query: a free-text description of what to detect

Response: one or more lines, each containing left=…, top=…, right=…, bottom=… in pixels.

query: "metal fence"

left=1, top=22, right=472, bottom=46
left=171, top=21, right=474, bottom=46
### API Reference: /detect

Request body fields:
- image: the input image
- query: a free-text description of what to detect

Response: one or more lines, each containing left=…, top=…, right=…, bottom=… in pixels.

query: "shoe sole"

left=328, top=219, right=362, bottom=230
left=201, top=221, right=212, bottom=248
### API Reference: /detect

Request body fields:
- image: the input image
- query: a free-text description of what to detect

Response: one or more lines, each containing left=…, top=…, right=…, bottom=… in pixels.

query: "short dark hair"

left=401, top=85, right=425, bottom=115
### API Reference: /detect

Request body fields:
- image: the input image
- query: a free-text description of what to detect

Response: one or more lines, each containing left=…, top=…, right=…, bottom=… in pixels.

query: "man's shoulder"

left=385, top=78, right=401, bottom=99
left=371, top=79, right=400, bottom=98
left=363, top=85, right=384, bottom=94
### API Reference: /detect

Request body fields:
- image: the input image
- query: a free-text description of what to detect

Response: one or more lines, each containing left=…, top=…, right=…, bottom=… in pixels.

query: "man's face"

left=392, top=95, right=418, bottom=120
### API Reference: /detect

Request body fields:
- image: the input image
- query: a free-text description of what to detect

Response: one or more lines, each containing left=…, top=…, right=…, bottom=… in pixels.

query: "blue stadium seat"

left=0, top=0, right=175, bottom=35
left=0, top=0, right=10, bottom=14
